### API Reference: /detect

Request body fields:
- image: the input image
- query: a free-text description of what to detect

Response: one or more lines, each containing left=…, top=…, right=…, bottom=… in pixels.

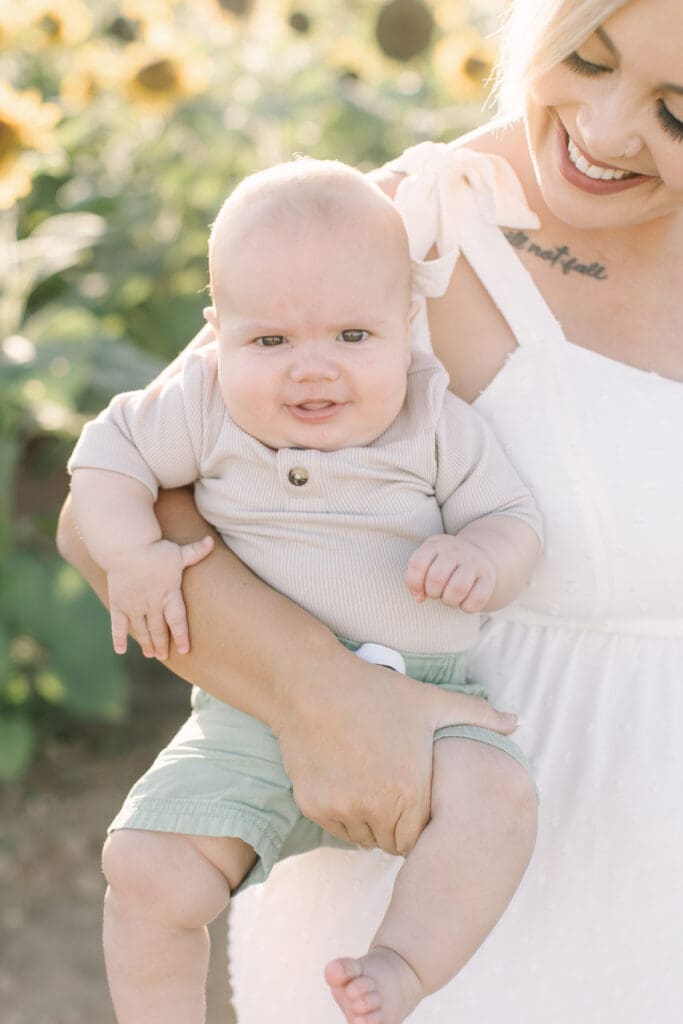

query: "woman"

left=227, top=0, right=683, bottom=1021
left=57, top=0, right=683, bottom=1020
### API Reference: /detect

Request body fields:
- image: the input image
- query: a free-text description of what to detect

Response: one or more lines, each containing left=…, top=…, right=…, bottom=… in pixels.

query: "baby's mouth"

left=287, top=400, right=344, bottom=421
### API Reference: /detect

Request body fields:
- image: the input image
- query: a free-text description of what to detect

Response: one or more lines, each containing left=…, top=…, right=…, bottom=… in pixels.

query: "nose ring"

left=621, top=139, right=635, bottom=160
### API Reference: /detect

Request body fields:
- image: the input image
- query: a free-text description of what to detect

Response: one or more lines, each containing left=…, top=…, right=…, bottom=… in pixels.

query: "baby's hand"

left=107, top=536, right=213, bottom=659
left=406, top=534, right=496, bottom=613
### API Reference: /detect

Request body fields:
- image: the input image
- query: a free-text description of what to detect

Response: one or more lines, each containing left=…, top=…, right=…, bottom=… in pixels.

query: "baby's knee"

left=434, top=740, right=538, bottom=842
left=102, top=829, right=231, bottom=928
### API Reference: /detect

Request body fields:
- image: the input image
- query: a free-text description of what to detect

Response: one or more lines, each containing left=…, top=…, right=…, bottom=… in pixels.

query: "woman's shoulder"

left=450, top=119, right=541, bottom=209
left=374, top=119, right=526, bottom=198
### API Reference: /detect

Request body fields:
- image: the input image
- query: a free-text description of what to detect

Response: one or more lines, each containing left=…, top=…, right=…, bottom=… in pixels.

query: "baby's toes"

left=325, top=957, right=362, bottom=989
left=350, top=1010, right=384, bottom=1024
left=350, top=978, right=382, bottom=1011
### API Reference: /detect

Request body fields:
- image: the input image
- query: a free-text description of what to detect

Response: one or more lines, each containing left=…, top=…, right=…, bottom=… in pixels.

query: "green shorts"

left=109, top=643, right=532, bottom=892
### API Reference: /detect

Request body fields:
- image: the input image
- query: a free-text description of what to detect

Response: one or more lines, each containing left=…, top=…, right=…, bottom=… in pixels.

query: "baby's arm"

left=69, top=468, right=212, bottom=658
left=406, top=515, right=539, bottom=612
left=406, top=383, right=542, bottom=613
left=67, top=348, right=215, bottom=658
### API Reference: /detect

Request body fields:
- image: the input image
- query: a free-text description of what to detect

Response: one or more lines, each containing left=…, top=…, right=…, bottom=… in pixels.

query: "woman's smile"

left=556, top=122, right=654, bottom=195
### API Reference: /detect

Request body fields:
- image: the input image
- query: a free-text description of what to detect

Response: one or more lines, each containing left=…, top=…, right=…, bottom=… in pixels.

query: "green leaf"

left=0, top=556, right=126, bottom=719
left=0, top=438, right=19, bottom=553
left=45, top=565, right=127, bottom=719
left=0, top=620, right=9, bottom=678
left=0, top=715, right=36, bottom=781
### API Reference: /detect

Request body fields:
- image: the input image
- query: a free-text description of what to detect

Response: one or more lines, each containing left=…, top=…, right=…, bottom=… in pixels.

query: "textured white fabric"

left=229, top=142, right=683, bottom=1022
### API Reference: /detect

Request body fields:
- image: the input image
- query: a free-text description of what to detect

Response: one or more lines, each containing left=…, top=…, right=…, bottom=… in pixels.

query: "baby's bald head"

left=208, top=158, right=412, bottom=319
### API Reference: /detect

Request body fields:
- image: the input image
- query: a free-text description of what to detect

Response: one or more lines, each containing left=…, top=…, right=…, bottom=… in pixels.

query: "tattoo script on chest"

left=504, top=229, right=608, bottom=281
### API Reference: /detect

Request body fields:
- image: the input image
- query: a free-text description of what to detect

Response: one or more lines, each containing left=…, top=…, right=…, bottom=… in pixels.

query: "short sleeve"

left=67, top=348, right=215, bottom=498
left=434, top=389, right=543, bottom=542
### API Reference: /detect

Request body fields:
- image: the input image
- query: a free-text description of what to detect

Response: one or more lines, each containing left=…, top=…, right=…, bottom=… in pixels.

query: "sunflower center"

left=0, top=119, right=22, bottom=162
left=217, top=0, right=252, bottom=15
left=463, top=56, right=490, bottom=81
left=135, top=59, right=179, bottom=93
left=40, top=15, right=62, bottom=39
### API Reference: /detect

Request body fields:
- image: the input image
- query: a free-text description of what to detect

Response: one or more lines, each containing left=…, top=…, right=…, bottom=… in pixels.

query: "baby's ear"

left=203, top=306, right=218, bottom=331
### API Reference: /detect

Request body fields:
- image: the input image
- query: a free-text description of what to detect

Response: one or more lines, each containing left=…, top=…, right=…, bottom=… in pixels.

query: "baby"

left=68, top=159, right=541, bottom=1024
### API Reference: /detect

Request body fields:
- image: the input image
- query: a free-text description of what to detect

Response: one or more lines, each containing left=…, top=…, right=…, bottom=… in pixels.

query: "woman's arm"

left=56, top=487, right=517, bottom=856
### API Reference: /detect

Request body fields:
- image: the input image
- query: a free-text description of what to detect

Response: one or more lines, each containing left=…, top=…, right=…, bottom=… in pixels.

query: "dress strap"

left=387, top=141, right=567, bottom=348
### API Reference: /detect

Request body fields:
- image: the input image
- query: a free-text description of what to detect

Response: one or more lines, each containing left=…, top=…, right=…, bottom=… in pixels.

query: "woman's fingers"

left=433, top=688, right=517, bottom=734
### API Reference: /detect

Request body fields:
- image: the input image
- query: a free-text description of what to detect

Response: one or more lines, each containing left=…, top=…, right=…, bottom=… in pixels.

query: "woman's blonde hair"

left=495, top=0, right=630, bottom=114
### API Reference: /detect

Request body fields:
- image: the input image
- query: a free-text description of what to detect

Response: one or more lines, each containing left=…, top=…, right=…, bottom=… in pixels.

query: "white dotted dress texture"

left=228, top=143, right=683, bottom=1023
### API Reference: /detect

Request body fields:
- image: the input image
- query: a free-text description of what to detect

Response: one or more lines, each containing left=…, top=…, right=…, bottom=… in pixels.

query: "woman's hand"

left=56, top=488, right=516, bottom=857
left=272, top=655, right=516, bottom=855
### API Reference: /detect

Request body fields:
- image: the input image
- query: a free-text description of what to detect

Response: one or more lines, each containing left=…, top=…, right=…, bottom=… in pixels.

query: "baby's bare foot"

left=324, top=946, right=423, bottom=1024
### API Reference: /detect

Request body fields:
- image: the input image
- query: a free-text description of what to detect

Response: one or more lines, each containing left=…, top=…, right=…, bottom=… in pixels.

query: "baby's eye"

left=338, top=329, right=369, bottom=344
left=254, top=335, right=286, bottom=347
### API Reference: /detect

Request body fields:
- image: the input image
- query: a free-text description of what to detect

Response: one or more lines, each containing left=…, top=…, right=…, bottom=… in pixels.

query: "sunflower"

left=0, top=83, right=61, bottom=209
left=122, top=0, right=182, bottom=20
left=431, top=0, right=467, bottom=35
left=433, top=27, right=498, bottom=103
left=0, top=3, right=29, bottom=48
left=59, top=41, right=119, bottom=111
left=22, top=0, right=92, bottom=50
left=375, top=0, right=434, bottom=62
left=121, top=41, right=211, bottom=112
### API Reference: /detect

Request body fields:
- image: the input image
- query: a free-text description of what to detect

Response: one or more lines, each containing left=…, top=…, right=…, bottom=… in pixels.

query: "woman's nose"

left=576, top=86, right=644, bottom=163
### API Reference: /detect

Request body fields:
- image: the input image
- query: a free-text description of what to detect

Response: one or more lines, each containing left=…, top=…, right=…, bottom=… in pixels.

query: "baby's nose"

left=289, top=346, right=340, bottom=381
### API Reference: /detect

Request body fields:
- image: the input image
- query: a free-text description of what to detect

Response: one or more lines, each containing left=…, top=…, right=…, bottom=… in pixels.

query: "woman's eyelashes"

left=657, top=99, right=683, bottom=142
left=563, top=50, right=612, bottom=78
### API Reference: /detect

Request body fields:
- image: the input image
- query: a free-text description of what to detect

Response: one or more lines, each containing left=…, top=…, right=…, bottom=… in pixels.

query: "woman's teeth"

left=567, top=136, right=636, bottom=180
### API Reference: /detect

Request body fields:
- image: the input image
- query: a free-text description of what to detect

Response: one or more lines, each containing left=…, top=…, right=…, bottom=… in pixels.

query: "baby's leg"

left=326, top=739, right=537, bottom=1024
left=102, top=829, right=256, bottom=1024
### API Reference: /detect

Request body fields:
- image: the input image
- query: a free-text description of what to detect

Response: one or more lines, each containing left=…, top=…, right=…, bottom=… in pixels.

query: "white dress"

left=228, top=143, right=683, bottom=1023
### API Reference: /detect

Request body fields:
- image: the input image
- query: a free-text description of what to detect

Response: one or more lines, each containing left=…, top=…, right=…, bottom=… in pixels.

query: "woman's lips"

left=556, top=123, right=655, bottom=195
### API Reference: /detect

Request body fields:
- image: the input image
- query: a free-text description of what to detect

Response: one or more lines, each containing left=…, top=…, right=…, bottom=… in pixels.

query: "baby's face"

left=208, top=216, right=413, bottom=451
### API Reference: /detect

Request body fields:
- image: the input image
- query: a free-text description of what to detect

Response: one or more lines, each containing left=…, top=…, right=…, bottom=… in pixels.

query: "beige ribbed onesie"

left=69, top=345, right=541, bottom=655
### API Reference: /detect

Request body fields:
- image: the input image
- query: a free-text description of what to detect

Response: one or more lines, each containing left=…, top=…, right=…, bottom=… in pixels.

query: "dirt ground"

left=0, top=666, right=237, bottom=1024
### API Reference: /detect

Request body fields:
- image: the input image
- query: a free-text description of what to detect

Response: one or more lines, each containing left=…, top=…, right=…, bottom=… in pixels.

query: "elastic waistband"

left=338, top=637, right=469, bottom=688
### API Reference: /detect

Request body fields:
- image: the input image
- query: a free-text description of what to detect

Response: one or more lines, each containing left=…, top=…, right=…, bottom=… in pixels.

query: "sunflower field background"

left=0, top=0, right=506, bottom=782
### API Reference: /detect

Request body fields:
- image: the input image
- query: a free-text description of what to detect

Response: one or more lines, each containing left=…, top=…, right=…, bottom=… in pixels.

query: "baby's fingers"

left=422, top=554, right=471, bottom=602
left=164, top=591, right=191, bottom=655
left=146, top=609, right=170, bottom=661
left=129, top=615, right=155, bottom=659
left=405, top=546, right=438, bottom=602
left=179, top=535, right=214, bottom=570
left=110, top=608, right=129, bottom=656
left=437, top=563, right=476, bottom=605
left=459, top=573, right=495, bottom=613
